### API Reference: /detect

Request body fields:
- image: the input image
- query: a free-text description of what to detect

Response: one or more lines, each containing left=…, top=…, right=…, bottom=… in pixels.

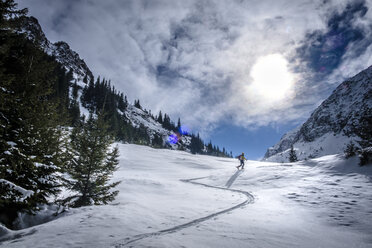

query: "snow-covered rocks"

left=125, top=104, right=191, bottom=150
left=264, top=65, right=372, bottom=162
left=18, top=16, right=93, bottom=83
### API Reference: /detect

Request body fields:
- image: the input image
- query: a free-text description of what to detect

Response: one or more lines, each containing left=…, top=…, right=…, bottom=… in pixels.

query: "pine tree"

left=190, top=133, right=204, bottom=154
left=63, top=114, right=120, bottom=207
left=162, top=114, right=171, bottom=130
left=353, top=108, right=372, bottom=166
left=157, top=111, right=163, bottom=123
left=177, top=118, right=181, bottom=130
left=355, top=107, right=372, bottom=149
left=0, top=0, right=63, bottom=228
left=152, top=134, right=163, bottom=148
left=54, top=67, right=73, bottom=115
left=344, top=142, right=357, bottom=158
left=134, top=99, right=142, bottom=109
left=0, top=0, right=27, bottom=29
left=207, top=141, right=213, bottom=155
left=69, top=81, right=80, bottom=126
left=124, top=95, right=128, bottom=106
left=81, top=76, right=95, bottom=112
left=289, top=145, right=298, bottom=162
left=118, top=93, right=127, bottom=112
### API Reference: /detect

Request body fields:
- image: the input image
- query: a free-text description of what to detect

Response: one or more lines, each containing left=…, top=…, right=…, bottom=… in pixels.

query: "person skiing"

left=236, top=152, right=247, bottom=170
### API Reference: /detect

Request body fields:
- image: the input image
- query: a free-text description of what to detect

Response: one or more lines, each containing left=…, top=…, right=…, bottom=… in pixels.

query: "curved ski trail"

left=112, top=175, right=254, bottom=248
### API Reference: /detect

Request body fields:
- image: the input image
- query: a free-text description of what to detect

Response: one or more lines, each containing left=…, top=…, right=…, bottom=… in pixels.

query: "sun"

left=250, top=54, right=294, bottom=101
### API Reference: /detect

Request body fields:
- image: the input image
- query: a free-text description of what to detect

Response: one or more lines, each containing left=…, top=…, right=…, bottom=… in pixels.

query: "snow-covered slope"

left=17, top=16, right=193, bottom=151
left=1, top=144, right=371, bottom=247
left=264, top=65, right=372, bottom=162
left=264, top=125, right=301, bottom=159
left=125, top=105, right=191, bottom=149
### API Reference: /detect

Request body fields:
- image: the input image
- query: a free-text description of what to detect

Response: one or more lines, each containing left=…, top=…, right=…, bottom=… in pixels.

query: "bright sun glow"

left=250, top=54, right=294, bottom=101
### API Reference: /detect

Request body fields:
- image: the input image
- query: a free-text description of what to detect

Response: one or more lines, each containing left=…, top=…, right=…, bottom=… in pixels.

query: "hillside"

left=264, top=65, right=372, bottom=162
left=2, top=3, right=372, bottom=247
left=17, top=15, right=229, bottom=157
left=1, top=144, right=372, bottom=247
left=18, top=16, right=93, bottom=83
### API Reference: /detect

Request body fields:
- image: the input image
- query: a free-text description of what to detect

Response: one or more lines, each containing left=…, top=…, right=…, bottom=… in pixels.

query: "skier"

left=236, top=152, right=247, bottom=170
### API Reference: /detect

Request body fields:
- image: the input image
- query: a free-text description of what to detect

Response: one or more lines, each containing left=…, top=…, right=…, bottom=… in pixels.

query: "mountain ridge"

left=17, top=16, right=93, bottom=82
left=17, top=15, right=231, bottom=157
left=264, top=65, right=372, bottom=162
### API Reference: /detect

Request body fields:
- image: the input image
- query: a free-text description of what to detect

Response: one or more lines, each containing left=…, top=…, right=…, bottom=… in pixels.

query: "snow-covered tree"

left=344, top=142, right=357, bottom=158
left=63, top=114, right=120, bottom=207
left=289, top=145, right=298, bottom=162
left=0, top=0, right=63, bottom=228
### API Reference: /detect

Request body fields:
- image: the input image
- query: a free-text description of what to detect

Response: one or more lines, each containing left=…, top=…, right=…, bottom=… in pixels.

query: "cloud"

left=291, top=0, right=372, bottom=114
left=16, top=0, right=372, bottom=137
left=296, top=0, right=370, bottom=77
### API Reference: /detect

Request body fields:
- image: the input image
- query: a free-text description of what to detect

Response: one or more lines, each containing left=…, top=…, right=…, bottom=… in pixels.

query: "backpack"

left=237, top=155, right=242, bottom=160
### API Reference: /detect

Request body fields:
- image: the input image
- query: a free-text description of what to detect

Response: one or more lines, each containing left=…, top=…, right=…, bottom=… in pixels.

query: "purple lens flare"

left=168, top=134, right=178, bottom=144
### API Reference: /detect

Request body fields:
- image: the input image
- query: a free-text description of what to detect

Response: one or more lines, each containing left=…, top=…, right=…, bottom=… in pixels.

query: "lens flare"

left=168, top=126, right=190, bottom=144
left=168, top=134, right=178, bottom=144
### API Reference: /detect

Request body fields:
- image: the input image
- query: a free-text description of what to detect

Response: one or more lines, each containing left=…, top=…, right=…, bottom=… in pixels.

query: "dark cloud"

left=296, top=0, right=371, bottom=78
left=16, top=0, right=372, bottom=136
left=151, top=2, right=238, bottom=109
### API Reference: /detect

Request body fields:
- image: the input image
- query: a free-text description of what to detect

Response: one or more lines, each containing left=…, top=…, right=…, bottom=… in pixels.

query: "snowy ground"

left=1, top=144, right=372, bottom=248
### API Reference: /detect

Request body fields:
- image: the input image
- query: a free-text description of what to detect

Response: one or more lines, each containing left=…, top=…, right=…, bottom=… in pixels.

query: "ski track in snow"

left=112, top=174, right=254, bottom=248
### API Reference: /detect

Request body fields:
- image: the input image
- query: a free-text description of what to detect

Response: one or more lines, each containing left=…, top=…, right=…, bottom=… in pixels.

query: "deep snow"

left=1, top=144, right=372, bottom=248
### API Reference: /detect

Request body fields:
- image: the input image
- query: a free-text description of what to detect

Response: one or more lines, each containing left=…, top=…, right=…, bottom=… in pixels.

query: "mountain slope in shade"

left=15, top=16, right=203, bottom=154
left=18, top=16, right=93, bottom=82
left=264, top=65, right=372, bottom=162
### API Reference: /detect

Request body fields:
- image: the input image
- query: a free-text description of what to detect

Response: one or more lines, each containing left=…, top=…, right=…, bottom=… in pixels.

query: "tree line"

left=0, top=1, right=119, bottom=229
left=0, top=0, right=232, bottom=230
left=80, top=75, right=232, bottom=157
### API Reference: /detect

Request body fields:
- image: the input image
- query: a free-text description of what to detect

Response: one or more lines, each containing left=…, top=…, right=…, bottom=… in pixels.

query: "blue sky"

left=17, top=0, right=372, bottom=159
left=207, top=124, right=294, bottom=159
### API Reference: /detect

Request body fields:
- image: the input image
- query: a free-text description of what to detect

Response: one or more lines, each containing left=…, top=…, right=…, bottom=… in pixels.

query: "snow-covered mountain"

left=17, top=16, right=196, bottom=153
left=18, top=16, right=93, bottom=82
left=124, top=104, right=191, bottom=149
left=264, top=65, right=372, bottom=162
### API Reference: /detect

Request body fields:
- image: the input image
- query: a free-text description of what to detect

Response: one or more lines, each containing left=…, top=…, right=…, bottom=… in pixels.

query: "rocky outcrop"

left=264, top=65, right=372, bottom=161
